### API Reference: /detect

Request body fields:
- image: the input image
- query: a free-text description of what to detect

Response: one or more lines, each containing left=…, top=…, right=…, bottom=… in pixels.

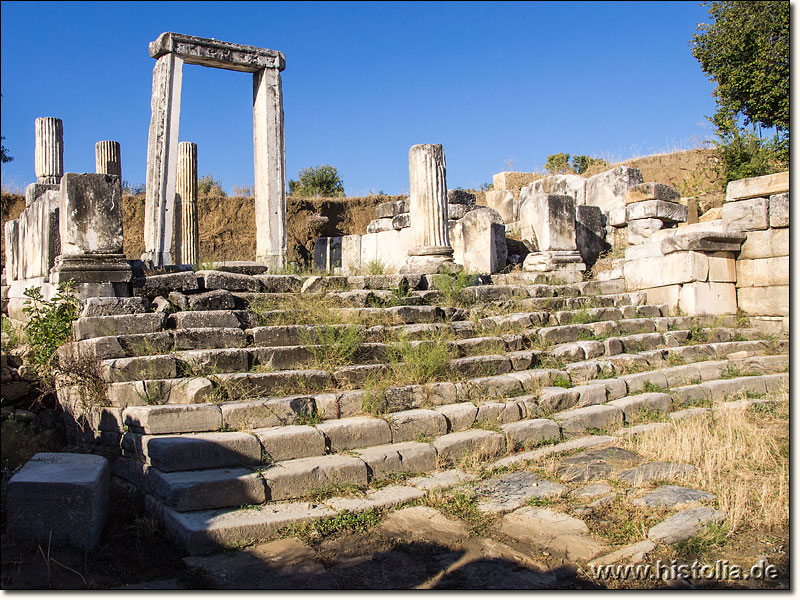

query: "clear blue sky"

left=1, top=1, right=718, bottom=197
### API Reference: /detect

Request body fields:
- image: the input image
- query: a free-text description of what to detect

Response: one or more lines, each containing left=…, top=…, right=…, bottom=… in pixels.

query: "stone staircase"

left=55, top=268, right=789, bottom=556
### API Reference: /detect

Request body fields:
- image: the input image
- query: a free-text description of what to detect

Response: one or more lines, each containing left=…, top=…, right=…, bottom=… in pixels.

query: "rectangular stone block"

left=627, top=218, right=663, bottom=244
left=625, top=182, right=680, bottom=204
left=360, top=232, right=378, bottom=265
left=678, top=282, right=737, bottom=316
left=316, top=416, right=392, bottom=451
left=501, top=419, right=560, bottom=450
left=707, top=251, right=736, bottom=283
left=73, top=313, right=166, bottom=341
left=722, top=197, right=769, bottom=232
left=484, top=190, right=516, bottom=223
left=626, top=200, right=687, bottom=223
left=585, top=166, right=644, bottom=215
left=624, top=251, right=708, bottom=289
left=493, top=171, right=540, bottom=191
left=355, top=441, right=436, bottom=479
left=221, top=396, right=315, bottom=430
left=124, top=431, right=262, bottom=472
left=736, top=257, right=788, bottom=287
left=388, top=409, right=448, bottom=443
left=725, top=171, right=788, bottom=202
left=736, top=286, right=788, bottom=316
left=262, top=454, right=368, bottom=501
left=252, top=425, right=327, bottom=462
left=432, top=430, right=506, bottom=462
left=59, top=173, right=123, bottom=255
left=375, top=228, right=413, bottom=271
left=552, top=405, right=623, bottom=434
left=642, top=285, right=680, bottom=310
left=519, top=194, right=576, bottom=251
left=769, top=193, right=788, bottom=228
left=146, top=465, right=267, bottom=512
left=123, top=404, right=222, bottom=434
left=19, top=191, right=60, bottom=280
left=6, top=453, right=109, bottom=550
left=341, top=234, right=362, bottom=274
left=738, top=228, right=788, bottom=259
left=449, top=208, right=507, bottom=274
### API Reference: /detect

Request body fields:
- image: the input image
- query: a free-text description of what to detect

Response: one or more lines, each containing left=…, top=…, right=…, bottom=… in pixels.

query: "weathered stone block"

left=59, top=173, right=123, bottom=255
left=519, top=194, right=576, bottom=251
left=707, top=251, right=736, bottom=283
left=484, top=190, right=516, bottom=223
left=575, top=205, right=608, bottom=268
left=435, top=402, right=478, bottom=431
left=725, top=171, right=788, bottom=202
left=585, top=166, right=644, bottom=215
left=501, top=419, right=560, bottom=449
left=388, top=409, right=448, bottom=443
left=552, top=405, right=623, bottom=434
left=316, top=417, right=392, bottom=451
left=356, top=442, right=436, bottom=479
left=608, top=393, right=671, bottom=419
left=627, top=218, right=663, bottom=245
left=738, top=228, right=788, bottom=259
left=625, top=182, right=680, bottom=204
left=522, top=174, right=587, bottom=206
left=679, top=282, right=737, bottom=316
left=196, top=270, right=263, bottom=292
left=769, top=193, right=788, bottom=228
left=626, top=200, right=687, bottom=223
left=252, top=425, right=327, bottom=462
left=736, top=286, right=788, bottom=316
left=73, top=313, right=166, bottom=341
left=722, top=197, right=769, bottom=231
left=6, top=453, right=109, bottom=550
left=221, top=396, right=315, bottom=430
left=187, top=289, right=237, bottom=311
left=142, top=271, right=199, bottom=297
left=492, top=172, right=540, bottom=192
left=449, top=208, right=507, bottom=274
left=126, top=431, right=262, bottom=472
left=262, top=455, right=368, bottom=501
left=624, top=251, right=708, bottom=289
left=432, top=430, right=506, bottom=462
left=736, top=256, right=788, bottom=287
left=173, top=327, right=247, bottom=350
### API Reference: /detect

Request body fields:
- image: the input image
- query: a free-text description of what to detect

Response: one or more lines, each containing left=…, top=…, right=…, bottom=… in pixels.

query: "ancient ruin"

left=142, top=32, right=287, bottom=269
left=0, top=28, right=790, bottom=591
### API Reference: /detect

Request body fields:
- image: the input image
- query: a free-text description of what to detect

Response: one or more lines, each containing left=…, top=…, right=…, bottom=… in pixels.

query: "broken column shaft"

left=175, top=141, right=199, bottom=266
left=35, top=117, right=63, bottom=185
left=95, top=141, right=122, bottom=179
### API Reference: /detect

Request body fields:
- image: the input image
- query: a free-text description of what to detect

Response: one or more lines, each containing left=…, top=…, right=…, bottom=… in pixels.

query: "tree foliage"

left=288, top=165, right=344, bottom=197
left=690, top=1, right=789, bottom=180
left=198, top=174, right=226, bottom=197
left=1, top=136, right=12, bottom=164
left=691, top=1, right=788, bottom=137
left=544, top=153, right=607, bottom=176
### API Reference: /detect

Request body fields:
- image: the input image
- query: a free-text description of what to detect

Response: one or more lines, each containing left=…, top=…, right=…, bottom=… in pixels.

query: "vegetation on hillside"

left=544, top=153, right=608, bottom=176
left=288, top=165, right=345, bottom=198
left=690, top=1, right=789, bottom=184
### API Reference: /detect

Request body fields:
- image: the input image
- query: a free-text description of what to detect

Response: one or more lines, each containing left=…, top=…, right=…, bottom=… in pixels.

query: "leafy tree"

left=198, top=174, right=226, bottom=197
left=1, top=136, right=12, bottom=163
left=690, top=1, right=789, bottom=178
left=288, top=165, right=344, bottom=197
left=545, top=153, right=608, bottom=176
left=544, top=153, right=572, bottom=175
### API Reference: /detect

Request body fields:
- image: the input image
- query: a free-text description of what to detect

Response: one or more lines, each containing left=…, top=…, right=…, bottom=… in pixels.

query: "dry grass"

left=620, top=389, right=788, bottom=534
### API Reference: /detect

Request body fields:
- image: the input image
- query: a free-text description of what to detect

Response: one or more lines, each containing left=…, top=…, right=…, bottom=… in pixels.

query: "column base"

left=256, top=252, right=286, bottom=273
left=401, top=254, right=462, bottom=275
left=140, top=251, right=173, bottom=268
left=522, top=250, right=586, bottom=282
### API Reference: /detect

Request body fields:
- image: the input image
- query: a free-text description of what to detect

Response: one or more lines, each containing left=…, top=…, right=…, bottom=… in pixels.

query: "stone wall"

left=723, top=173, right=789, bottom=331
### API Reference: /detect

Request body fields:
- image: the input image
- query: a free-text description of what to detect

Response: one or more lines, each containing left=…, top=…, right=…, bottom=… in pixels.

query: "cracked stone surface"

left=648, top=507, right=726, bottom=543
left=556, top=447, right=641, bottom=483
left=632, top=485, right=715, bottom=508
left=474, top=471, right=567, bottom=513
left=617, top=461, right=700, bottom=486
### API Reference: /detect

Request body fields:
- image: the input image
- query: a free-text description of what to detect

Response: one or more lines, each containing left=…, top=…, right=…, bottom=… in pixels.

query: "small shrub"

left=304, top=325, right=364, bottom=371
left=288, top=165, right=345, bottom=198
left=198, top=174, right=226, bottom=197
left=294, top=409, right=324, bottom=426
left=551, top=376, right=572, bottom=389
left=22, top=282, right=80, bottom=382
left=364, top=260, right=386, bottom=275
left=388, top=335, right=452, bottom=385
left=432, top=271, right=479, bottom=307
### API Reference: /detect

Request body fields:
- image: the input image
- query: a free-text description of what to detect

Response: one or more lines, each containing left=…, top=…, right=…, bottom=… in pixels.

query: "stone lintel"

left=149, top=32, right=285, bottom=72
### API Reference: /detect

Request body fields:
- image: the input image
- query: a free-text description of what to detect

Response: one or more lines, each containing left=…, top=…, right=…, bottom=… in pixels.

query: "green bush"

left=288, top=165, right=345, bottom=198
left=714, top=130, right=788, bottom=186
left=22, top=282, right=80, bottom=381
left=198, top=174, right=226, bottom=197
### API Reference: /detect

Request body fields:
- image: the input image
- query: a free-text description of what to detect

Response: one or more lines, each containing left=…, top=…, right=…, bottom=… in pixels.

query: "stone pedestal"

left=50, top=173, right=131, bottom=297
left=175, top=142, right=199, bottom=266
left=522, top=250, right=586, bottom=282
left=35, top=117, right=64, bottom=185
left=404, top=144, right=454, bottom=273
left=95, top=141, right=122, bottom=179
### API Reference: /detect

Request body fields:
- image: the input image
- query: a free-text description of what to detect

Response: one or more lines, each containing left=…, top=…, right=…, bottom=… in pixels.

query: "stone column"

left=95, top=141, right=122, bottom=179
left=253, top=67, right=286, bottom=270
left=404, top=144, right=454, bottom=272
left=34, top=117, right=64, bottom=185
left=143, top=53, right=184, bottom=266
left=175, top=141, right=199, bottom=266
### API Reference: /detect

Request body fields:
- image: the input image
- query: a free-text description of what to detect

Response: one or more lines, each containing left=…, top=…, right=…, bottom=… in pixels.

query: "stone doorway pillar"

left=141, top=32, right=286, bottom=268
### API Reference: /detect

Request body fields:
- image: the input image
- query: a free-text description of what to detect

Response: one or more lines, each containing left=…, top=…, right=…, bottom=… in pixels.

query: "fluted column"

left=95, top=141, right=122, bottom=179
left=175, top=142, right=199, bottom=265
left=405, top=144, right=453, bottom=272
left=35, top=117, right=63, bottom=185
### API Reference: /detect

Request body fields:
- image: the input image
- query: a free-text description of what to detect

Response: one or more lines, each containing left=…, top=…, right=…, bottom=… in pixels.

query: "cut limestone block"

left=220, top=396, right=316, bottom=430
left=149, top=496, right=336, bottom=556
left=500, top=507, right=606, bottom=562
left=608, top=393, right=672, bottom=419
left=262, top=454, right=368, bottom=501
left=123, top=404, right=222, bottom=434
left=626, top=182, right=680, bottom=204
left=737, top=286, right=788, bottom=317
left=707, top=251, right=736, bottom=283
left=388, top=409, right=448, bottom=443
left=355, top=442, right=437, bottom=479
left=435, top=402, right=478, bottom=432
left=552, top=405, right=623, bottom=434
left=433, top=430, right=506, bottom=463
left=316, top=417, right=392, bottom=451
left=123, top=432, right=262, bottom=472
left=585, top=166, right=644, bottom=215
left=736, top=256, right=789, bottom=287
left=252, top=426, right=327, bottom=462
left=325, top=485, right=425, bottom=513
left=518, top=194, right=577, bottom=251
left=6, top=453, right=109, bottom=550
left=626, top=200, right=687, bottom=223
left=769, top=193, right=788, bottom=228
left=738, top=228, right=788, bottom=259
left=679, top=282, right=737, bottom=316
left=147, top=465, right=266, bottom=512
left=624, top=251, right=708, bottom=289
left=722, top=197, right=769, bottom=232
left=73, top=313, right=166, bottom=341
left=501, top=419, right=560, bottom=450
left=725, top=171, right=788, bottom=202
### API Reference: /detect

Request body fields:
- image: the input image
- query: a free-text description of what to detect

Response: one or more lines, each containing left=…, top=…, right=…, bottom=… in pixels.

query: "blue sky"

left=1, top=1, right=718, bottom=196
